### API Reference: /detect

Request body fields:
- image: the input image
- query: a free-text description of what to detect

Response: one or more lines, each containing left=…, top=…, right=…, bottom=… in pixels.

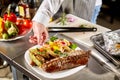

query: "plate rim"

left=0, top=35, right=24, bottom=41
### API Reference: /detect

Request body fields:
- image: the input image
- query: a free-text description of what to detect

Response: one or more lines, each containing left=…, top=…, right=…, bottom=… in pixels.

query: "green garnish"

left=59, top=13, right=67, bottom=25
left=79, top=24, right=86, bottom=28
left=50, top=36, right=58, bottom=42
left=69, top=43, right=77, bottom=50
left=59, top=53, right=68, bottom=57
left=54, top=50, right=68, bottom=57
left=79, top=24, right=94, bottom=28
left=54, top=50, right=61, bottom=54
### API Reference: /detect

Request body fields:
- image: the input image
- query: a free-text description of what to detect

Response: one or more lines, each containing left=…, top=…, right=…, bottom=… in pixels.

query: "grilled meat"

left=42, top=50, right=91, bottom=73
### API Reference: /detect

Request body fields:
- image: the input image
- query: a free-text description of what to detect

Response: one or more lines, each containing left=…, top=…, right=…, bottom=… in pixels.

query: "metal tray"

left=90, top=29, right=120, bottom=67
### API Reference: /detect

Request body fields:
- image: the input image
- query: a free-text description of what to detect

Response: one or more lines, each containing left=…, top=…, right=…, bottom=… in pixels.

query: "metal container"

left=90, top=29, right=120, bottom=67
left=0, top=57, right=8, bottom=69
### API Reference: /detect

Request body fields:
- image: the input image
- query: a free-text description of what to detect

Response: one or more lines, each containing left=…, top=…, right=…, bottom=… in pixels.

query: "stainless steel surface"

left=13, top=53, right=111, bottom=80
left=12, top=33, right=108, bottom=80
left=0, top=32, right=34, bottom=62
left=89, top=47, right=120, bottom=77
left=90, top=29, right=120, bottom=78
left=0, top=32, right=118, bottom=80
left=90, top=29, right=120, bottom=66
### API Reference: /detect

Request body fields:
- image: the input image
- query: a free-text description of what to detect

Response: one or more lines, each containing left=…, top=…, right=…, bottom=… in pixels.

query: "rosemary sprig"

left=59, top=13, right=67, bottom=25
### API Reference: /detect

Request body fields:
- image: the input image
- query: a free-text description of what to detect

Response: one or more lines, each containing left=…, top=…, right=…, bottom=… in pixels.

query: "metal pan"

left=90, top=29, right=120, bottom=67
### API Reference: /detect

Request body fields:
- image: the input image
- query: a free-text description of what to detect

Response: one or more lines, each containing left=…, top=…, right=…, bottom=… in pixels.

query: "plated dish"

left=0, top=16, right=32, bottom=41
left=0, top=29, right=31, bottom=41
left=24, top=36, right=90, bottom=79
left=24, top=45, right=86, bottom=79
left=0, top=28, right=31, bottom=41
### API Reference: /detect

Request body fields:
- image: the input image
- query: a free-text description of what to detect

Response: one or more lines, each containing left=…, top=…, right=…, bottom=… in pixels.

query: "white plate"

left=24, top=45, right=86, bottom=79
left=0, top=28, right=32, bottom=41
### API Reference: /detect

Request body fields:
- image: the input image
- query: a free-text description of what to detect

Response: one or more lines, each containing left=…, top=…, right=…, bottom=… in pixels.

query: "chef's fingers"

left=43, top=30, right=49, bottom=43
left=29, top=35, right=37, bottom=44
left=36, top=32, right=43, bottom=45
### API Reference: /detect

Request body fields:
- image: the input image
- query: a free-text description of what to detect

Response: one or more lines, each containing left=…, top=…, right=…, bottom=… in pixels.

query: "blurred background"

left=0, top=0, right=120, bottom=30
left=0, top=0, right=120, bottom=80
left=97, top=0, right=120, bottom=30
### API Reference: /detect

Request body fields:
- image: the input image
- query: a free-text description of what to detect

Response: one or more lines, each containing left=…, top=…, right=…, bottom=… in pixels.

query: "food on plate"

left=2, top=33, right=9, bottom=39
left=3, top=12, right=17, bottom=23
left=0, top=6, right=32, bottom=40
left=16, top=19, right=32, bottom=35
left=0, top=19, right=19, bottom=39
left=0, top=17, right=32, bottom=39
left=42, top=50, right=90, bottom=73
left=0, top=17, right=4, bottom=38
left=5, top=21, right=19, bottom=37
left=2, top=21, right=19, bottom=39
left=29, top=36, right=91, bottom=72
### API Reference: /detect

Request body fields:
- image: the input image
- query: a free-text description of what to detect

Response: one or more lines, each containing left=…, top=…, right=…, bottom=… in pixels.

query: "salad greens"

left=69, top=43, right=77, bottom=50
left=50, top=36, right=58, bottom=42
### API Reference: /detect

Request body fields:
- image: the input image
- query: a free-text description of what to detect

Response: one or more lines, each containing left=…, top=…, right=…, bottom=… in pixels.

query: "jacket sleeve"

left=32, top=0, right=64, bottom=26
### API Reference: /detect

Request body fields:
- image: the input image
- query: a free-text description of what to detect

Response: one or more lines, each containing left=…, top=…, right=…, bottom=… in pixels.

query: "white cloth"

left=32, top=0, right=96, bottom=26
left=95, top=0, right=102, bottom=6
left=32, top=0, right=64, bottom=26
left=74, top=0, right=96, bottom=21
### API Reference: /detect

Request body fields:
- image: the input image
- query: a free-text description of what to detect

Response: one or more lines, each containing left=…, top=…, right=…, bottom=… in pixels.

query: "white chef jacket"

left=95, top=0, right=102, bottom=6
left=32, top=0, right=64, bottom=26
left=32, top=0, right=96, bottom=26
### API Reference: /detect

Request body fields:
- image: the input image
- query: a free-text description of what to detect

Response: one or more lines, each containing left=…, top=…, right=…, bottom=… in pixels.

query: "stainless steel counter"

left=0, top=32, right=118, bottom=80
left=0, top=14, right=119, bottom=80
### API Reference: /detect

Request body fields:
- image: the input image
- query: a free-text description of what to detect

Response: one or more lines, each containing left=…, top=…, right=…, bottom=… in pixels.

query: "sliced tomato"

left=16, top=19, right=32, bottom=35
left=18, top=25, right=26, bottom=35
left=16, top=19, right=22, bottom=26
left=23, top=19, right=32, bottom=29
left=16, top=19, right=25, bottom=35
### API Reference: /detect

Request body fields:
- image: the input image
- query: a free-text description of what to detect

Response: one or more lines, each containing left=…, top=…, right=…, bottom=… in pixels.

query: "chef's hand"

left=29, top=21, right=49, bottom=45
